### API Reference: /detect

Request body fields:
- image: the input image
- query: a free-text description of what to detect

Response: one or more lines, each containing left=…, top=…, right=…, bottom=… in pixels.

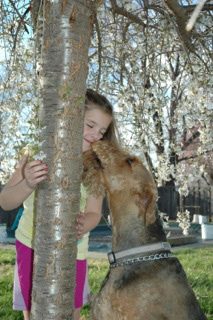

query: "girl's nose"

left=91, top=131, right=102, bottom=142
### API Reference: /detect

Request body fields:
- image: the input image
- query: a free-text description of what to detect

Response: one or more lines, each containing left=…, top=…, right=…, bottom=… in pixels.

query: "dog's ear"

left=136, top=186, right=157, bottom=226
left=82, top=150, right=106, bottom=197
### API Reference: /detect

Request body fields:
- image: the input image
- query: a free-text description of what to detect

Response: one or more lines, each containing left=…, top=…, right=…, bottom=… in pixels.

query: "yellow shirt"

left=15, top=184, right=89, bottom=259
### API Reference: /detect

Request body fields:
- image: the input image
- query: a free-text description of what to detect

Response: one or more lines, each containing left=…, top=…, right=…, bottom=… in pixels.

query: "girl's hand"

left=76, top=212, right=86, bottom=239
left=5, top=155, right=29, bottom=188
left=24, top=159, right=48, bottom=189
left=16, top=154, right=28, bottom=171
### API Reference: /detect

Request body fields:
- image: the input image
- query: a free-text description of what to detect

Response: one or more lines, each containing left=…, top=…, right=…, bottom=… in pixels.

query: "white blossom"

left=177, top=210, right=191, bottom=236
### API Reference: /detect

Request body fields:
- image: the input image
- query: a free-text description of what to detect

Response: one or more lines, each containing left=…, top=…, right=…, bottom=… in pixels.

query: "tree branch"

left=186, top=0, right=208, bottom=31
left=178, top=149, right=212, bottom=162
left=181, top=131, right=200, bottom=150
left=109, top=0, right=147, bottom=29
left=8, top=0, right=30, bottom=34
left=164, top=0, right=194, bottom=52
left=182, top=3, right=213, bottom=12
left=8, top=0, right=31, bottom=52
left=93, top=11, right=102, bottom=91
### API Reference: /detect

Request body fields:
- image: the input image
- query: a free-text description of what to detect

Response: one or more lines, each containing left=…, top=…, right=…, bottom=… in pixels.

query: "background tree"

left=0, top=0, right=36, bottom=180
left=87, top=1, right=212, bottom=194
left=1, top=0, right=212, bottom=189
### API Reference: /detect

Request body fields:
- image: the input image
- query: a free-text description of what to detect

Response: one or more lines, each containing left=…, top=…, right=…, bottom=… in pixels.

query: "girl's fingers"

left=26, top=160, right=42, bottom=168
left=16, top=155, right=28, bottom=169
left=25, top=172, right=48, bottom=186
left=77, top=225, right=82, bottom=232
left=28, top=164, right=48, bottom=172
left=76, top=228, right=84, bottom=239
left=25, top=166, right=48, bottom=178
left=76, top=212, right=85, bottom=240
left=25, top=175, right=48, bottom=189
left=34, top=175, right=48, bottom=184
left=25, top=169, right=48, bottom=187
left=32, top=173, right=48, bottom=183
left=77, top=216, right=85, bottom=226
left=32, top=169, right=48, bottom=178
left=26, top=160, right=48, bottom=171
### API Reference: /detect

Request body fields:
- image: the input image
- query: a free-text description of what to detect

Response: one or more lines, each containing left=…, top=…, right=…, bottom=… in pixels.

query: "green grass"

left=0, top=248, right=22, bottom=320
left=174, top=248, right=213, bottom=319
left=0, top=246, right=212, bottom=319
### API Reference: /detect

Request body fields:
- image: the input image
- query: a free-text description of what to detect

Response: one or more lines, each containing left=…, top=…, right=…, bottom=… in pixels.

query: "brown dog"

left=83, top=141, right=206, bottom=320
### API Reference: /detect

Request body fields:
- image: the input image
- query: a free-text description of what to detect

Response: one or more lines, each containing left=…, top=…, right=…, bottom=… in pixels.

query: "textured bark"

left=31, top=1, right=93, bottom=319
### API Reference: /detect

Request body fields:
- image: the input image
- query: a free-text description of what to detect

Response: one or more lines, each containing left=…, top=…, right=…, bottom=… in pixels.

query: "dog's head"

left=83, top=141, right=157, bottom=226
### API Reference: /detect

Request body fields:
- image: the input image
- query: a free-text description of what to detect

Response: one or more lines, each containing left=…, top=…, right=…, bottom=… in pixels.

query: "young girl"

left=0, top=89, right=119, bottom=320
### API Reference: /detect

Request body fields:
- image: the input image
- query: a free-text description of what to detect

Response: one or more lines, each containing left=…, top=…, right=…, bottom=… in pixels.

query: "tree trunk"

left=31, top=1, right=93, bottom=319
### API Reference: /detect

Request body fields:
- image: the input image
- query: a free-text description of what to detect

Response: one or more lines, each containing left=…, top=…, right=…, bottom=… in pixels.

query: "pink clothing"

left=74, top=259, right=90, bottom=308
left=13, top=240, right=33, bottom=310
left=13, top=240, right=90, bottom=311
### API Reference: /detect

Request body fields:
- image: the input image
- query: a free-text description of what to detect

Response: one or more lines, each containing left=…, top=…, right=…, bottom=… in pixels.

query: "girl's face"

left=83, top=108, right=112, bottom=152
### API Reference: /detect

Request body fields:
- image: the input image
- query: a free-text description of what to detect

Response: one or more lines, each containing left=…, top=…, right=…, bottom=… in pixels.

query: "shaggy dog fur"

left=83, top=141, right=206, bottom=320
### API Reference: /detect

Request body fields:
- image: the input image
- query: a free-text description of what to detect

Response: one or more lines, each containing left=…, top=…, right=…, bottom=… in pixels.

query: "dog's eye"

left=126, top=157, right=135, bottom=166
left=94, top=156, right=104, bottom=169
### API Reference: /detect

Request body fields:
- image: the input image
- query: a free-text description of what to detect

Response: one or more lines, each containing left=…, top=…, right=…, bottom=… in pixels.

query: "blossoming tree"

left=0, top=0, right=212, bottom=318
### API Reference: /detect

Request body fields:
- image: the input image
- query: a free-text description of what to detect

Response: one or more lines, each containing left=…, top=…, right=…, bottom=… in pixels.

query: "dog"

left=83, top=141, right=207, bottom=320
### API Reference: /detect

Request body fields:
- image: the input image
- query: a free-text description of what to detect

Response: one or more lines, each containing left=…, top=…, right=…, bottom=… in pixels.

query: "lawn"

left=0, top=246, right=212, bottom=320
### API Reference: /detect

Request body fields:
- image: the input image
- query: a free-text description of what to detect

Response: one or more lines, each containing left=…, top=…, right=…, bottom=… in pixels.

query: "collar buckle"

left=108, top=251, right=116, bottom=264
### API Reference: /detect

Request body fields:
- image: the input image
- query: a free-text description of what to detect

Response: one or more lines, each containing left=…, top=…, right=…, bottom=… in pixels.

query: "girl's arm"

left=0, top=157, right=48, bottom=211
left=3, top=155, right=28, bottom=188
left=76, top=195, right=103, bottom=239
left=0, top=179, right=34, bottom=211
left=0, top=155, right=28, bottom=210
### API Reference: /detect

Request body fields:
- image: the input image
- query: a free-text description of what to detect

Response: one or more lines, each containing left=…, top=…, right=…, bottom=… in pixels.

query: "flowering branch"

left=177, top=209, right=191, bottom=236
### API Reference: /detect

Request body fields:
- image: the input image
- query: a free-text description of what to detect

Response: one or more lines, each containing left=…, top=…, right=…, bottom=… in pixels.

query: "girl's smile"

left=82, top=108, right=112, bottom=152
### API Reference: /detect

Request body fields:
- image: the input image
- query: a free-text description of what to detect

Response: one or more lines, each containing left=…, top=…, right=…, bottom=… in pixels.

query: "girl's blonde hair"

left=85, top=89, right=119, bottom=145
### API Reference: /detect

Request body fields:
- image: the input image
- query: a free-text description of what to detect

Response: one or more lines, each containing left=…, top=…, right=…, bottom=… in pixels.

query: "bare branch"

left=182, top=3, right=213, bottom=12
left=181, top=131, right=200, bottom=150
left=164, top=0, right=194, bottom=52
left=109, top=0, right=147, bottom=29
left=93, top=12, right=102, bottom=91
left=178, top=149, right=212, bottom=162
left=186, top=0, right=208, bottom=31
left=7, top=0, right=31, bottom=52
